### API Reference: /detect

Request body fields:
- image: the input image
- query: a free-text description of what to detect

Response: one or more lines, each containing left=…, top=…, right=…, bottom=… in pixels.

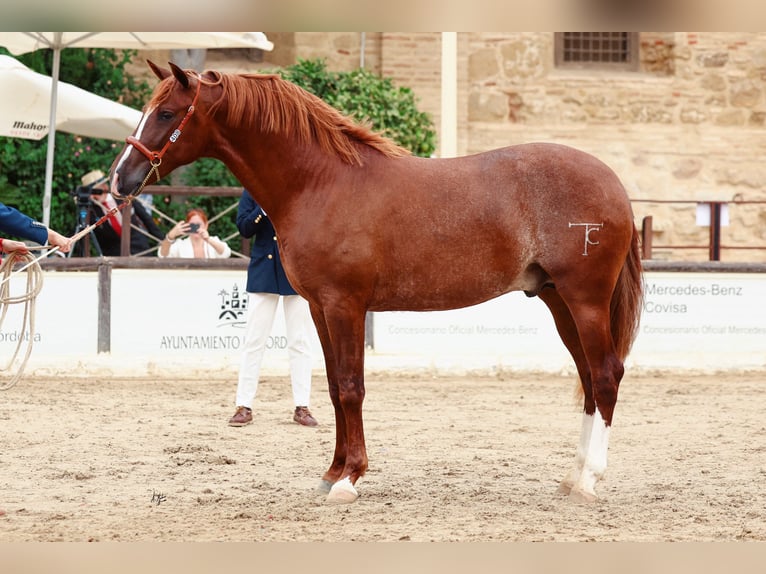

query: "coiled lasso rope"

left=0, top=249, right=47, bottom=391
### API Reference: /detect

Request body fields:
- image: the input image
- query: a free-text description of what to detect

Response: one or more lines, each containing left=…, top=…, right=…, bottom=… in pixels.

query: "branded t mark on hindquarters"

left=568, top=222, right=604, bottom=256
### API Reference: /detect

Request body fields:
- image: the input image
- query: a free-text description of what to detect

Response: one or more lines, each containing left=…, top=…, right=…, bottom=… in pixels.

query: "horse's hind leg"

left=568, top=303, right=624, bottom=502
left=538, top=289, right=595, bottom=498
left=539, top=287, right=622, bottom=503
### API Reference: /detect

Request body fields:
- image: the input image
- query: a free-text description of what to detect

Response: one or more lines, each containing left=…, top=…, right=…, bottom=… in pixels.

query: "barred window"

left=555, top=32, right=639, bottom=70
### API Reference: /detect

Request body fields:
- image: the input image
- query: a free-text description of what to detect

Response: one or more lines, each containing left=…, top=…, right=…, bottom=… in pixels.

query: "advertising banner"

left=1, top=269, right=763, bottom=376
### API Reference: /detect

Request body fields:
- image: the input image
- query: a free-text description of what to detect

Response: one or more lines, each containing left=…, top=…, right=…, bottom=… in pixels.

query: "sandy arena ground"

left=1, top=370, right=765, bottom=542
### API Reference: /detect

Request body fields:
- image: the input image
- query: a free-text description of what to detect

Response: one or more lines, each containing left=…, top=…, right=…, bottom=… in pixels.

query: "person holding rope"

left=0, top=238, right=29, bottom=255
left=1, top=202, right=70, bottom=390
left=0, top=202, right=71, bottom=255
left=80, top=170, right=163, bottom=257
left=158, top=208, right=231, bottom=259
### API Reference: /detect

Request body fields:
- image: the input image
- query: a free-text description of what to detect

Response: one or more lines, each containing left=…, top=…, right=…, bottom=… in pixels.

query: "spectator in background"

left=228, top=190, right=318, bottom=428
left=158, top=208, right=231, bottom=259
left=82, top=170, right=163, bottom=256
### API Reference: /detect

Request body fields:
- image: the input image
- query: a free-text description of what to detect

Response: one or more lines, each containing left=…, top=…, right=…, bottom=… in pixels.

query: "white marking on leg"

left=572, top=409, right=610, bottom=499
left=559, top=410, right=595, bottom=493
left=326, top=476, right=359, bottom=505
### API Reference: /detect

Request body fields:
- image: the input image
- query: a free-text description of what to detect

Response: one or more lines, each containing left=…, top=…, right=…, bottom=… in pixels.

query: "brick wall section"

left=287, top=32, right=382, bottom=72
left=378, top=33, right=471, bottom=157
left=379, top=32, right=441, bottom=123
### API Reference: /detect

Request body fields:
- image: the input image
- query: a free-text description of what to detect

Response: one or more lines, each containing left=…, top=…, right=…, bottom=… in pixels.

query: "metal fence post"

left=709, top=202, right=722, bottom=261
left=641, top=215, right=653, bottom=259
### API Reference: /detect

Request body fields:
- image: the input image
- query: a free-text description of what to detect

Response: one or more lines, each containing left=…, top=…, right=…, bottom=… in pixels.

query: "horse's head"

left=109, top=60, right=214, bottom=198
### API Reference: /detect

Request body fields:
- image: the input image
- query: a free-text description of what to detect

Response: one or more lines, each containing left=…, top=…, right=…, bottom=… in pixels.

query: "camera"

left=188, top=223, right=200, bottom=233
left=69, top=184, right=102, bottom=205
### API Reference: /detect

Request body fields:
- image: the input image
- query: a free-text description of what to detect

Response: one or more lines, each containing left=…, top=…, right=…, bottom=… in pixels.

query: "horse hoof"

left=325, top=477, right=359, bottom=505
left=557, top=481, right=573, bottom=496
left=568, top=487, right=597, bottom=504
left=317, top=479, right=333, bottom=494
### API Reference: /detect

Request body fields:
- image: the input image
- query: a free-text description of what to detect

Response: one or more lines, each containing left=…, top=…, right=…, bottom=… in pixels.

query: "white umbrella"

left=0, top=32, right=274, bottom=226
left=0, top=54, right=141, bottom=141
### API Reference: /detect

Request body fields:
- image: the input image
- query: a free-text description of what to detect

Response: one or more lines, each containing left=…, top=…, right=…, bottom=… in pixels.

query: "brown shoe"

left=293, top=406, right=318, bottom=427
left=228, top=406, right=252, bottom=427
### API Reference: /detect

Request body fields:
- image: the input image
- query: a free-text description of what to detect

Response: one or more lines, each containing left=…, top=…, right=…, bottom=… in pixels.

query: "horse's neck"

left=212, top=126, right=347, bottom=220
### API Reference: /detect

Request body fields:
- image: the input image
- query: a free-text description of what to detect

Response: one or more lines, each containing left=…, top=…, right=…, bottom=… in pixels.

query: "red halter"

left=124, top=76, right=202, bottom=194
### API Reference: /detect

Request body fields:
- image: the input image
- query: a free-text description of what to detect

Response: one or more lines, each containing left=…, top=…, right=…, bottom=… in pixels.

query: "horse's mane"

left=149, top=69, right=411, bottom=166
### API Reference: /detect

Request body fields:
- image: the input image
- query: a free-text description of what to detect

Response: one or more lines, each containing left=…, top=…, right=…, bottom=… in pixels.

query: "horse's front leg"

left=318, top=376, right=348, bottom=493
left=308, top=304, right=348, bottom=493
left=320, top=305, right=368, bottom=505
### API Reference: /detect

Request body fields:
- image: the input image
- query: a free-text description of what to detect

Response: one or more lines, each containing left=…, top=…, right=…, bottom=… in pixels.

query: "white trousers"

left=235, top=293, right=314, bottom=409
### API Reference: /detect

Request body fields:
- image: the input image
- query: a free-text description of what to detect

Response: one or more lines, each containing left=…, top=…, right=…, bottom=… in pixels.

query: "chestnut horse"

left=109, top=62, right=643, bottom=504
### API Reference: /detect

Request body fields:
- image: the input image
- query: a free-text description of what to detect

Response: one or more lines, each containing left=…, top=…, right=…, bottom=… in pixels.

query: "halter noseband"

left=125, top=75, right=202, bottom=195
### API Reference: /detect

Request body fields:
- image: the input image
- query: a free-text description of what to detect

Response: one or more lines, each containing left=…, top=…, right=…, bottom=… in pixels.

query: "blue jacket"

left=0, top=202, right=48, bottom=245
left=237, top=190, right=298, bottom=295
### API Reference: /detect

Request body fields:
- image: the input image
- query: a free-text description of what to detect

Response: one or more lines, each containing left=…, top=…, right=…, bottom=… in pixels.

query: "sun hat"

left=81, top=169, right=108, bottom=189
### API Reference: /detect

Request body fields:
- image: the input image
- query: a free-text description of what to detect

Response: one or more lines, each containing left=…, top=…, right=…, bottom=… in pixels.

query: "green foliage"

left=0, top=47, right=151, bottom=239
left=279, top=58, right=436, bottom=157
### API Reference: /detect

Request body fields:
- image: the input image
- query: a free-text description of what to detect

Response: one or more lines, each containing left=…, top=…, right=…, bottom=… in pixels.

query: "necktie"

left=102, top=201, right=122, bottom=235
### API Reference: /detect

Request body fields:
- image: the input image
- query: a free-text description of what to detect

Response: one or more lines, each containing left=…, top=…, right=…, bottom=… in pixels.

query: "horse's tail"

left=610, top=225, right=644, bottom=361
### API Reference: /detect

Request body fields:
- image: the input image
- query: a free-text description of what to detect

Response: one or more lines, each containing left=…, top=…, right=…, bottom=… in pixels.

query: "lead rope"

left=0, top=250, right=45, bottom=390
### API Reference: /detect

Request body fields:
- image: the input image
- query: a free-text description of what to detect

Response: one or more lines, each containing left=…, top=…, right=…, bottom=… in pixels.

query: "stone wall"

left=130, top=32, right=766, bottom=261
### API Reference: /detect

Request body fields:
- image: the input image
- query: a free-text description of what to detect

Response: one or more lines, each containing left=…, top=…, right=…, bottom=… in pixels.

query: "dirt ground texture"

left=1, top=370, right=765, bottom=542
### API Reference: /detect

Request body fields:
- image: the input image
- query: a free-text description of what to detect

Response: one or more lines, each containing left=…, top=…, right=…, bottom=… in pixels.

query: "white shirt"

left=158, top=236, right=231, bottom=259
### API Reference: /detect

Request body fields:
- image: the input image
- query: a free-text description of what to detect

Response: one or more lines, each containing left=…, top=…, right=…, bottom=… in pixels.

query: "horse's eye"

left=158, top=110, right=175, bottom=121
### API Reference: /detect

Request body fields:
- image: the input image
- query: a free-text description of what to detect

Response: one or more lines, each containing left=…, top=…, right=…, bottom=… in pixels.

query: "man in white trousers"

left=228, top=189, right=318, bottom=427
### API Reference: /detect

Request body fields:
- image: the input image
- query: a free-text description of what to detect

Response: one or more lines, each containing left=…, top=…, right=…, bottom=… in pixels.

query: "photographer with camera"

left=158, top=208, right=231, bottom=259
left=77, top=170, right=163, bottom=257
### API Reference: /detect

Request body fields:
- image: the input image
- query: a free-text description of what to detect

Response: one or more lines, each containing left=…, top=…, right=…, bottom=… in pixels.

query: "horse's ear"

left=168, top=62, right=191, bottom=89
left=147, top=59, right=170, bottom=80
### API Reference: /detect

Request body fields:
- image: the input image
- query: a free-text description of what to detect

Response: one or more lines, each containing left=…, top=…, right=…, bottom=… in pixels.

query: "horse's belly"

left=369, top=262, right=539, bottom=312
